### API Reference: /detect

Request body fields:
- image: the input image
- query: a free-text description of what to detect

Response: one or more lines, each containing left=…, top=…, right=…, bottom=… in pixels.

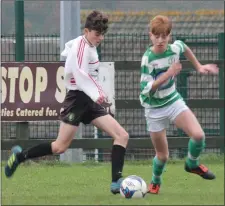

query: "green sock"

left=151, top=156, right=166, bottom=184
left=186, top=138, right=205, bottom=168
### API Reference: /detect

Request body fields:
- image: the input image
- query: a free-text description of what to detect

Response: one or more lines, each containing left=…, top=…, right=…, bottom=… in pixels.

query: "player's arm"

left=151, top=63, right=182, bottom=92
left=140, top=55, right=169, bottom=96
left=180, top=40, right=218, bottom=74
left=140, top=56, right=181, bottom=95
left=149, top=40, right=186, bottom=92
left=183, top=44, right=202, bottom=71
left=65, top=42, right=104, bottom=104
left=140, top=56, right=155, bottom=97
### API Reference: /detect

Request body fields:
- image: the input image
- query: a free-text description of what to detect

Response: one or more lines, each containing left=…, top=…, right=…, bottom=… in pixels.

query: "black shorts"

left=59, top=90, right=108, bottom=126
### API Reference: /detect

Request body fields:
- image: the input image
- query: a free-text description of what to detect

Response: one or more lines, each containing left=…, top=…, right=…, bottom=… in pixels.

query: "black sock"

left=17, top=142, right=53, bottom=163
left=111, top=144, right=126, bottom=182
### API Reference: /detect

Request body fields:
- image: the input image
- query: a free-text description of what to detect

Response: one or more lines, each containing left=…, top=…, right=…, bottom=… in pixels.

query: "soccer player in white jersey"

left=5, top=10, right=128, bottom=194
left=140, top=15, right=218, bottom=194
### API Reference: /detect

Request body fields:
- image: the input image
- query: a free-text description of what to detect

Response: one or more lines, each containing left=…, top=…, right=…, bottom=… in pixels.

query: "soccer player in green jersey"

left=140, top=15, right=218, bottom=194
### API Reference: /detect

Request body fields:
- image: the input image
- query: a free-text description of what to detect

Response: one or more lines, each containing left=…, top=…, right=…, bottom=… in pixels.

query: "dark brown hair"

left=150, top=15, right=172, bottom=36
left=85, top=10, right=109, bottom=34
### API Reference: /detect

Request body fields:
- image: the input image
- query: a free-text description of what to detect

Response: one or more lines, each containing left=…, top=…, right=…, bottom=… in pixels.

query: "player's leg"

left=5, top=122, right=79, bottom=178
left=81, top=99, right=129, bottom=194
left=144, top=106, right=170, bottom=194
left=173, top=108, right=215, bottom=180
left=148, top=129, right=169, bottom=194
left=5, top=90, right=85, bottom=178
left=91, top=114, right=129, bottom=194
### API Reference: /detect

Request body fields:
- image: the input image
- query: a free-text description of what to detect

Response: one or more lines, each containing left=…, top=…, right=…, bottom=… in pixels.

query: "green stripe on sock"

left=151, top=156, right=166, bottom=184
left=186, top=138, right=205, bottom=168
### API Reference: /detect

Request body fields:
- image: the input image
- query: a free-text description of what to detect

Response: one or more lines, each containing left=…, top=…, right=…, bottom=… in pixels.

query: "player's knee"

left=115, top=131, right=129, bottom=146
left=51, top=141, right=68, bottom=154
left=192, top=130, right=205, bottom=141
left=124, top=131, right=129, bottom=141
left=156, top=152, right=169, bottom=162
left=120, top=131, right=129, bottom=144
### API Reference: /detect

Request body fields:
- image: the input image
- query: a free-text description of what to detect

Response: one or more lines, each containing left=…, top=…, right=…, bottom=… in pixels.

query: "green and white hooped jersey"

left=140, top=40, right=186, bottom=109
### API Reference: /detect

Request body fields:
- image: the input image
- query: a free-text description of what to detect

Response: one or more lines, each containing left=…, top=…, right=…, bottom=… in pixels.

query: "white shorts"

left=145, top=99, right=189, bottom=132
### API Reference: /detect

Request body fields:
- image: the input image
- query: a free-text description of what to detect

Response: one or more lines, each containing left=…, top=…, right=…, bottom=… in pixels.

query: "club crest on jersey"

left=152, top=63, right=158, bottom=69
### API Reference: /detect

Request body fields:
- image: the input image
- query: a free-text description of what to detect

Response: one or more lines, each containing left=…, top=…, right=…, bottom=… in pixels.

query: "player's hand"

left=96, top=95, right=105, bottom=105
left=197, top=64, right=219, bottom=75
left=167, top=62, right=182, bottom=77
left=101, top=100, right=112, bottom=108
left=100, top=97, right=114, bottom=117
left=95, top=85, right=106, bottom=105
left=96, top=89, right=110, bottom=105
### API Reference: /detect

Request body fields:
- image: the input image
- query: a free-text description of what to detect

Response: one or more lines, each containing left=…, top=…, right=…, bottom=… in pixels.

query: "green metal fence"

left=1, top=33, right=220, bottom=61
left=1, top=33, right=224, bottom=160
left=1, top=34, right=60, bottom=62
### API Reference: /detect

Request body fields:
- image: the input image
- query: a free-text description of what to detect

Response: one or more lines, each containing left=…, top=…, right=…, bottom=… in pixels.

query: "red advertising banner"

left=1, top=62, right=66, bottom=121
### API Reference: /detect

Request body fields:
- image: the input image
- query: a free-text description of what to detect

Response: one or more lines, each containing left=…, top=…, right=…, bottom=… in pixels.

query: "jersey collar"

left=82, top=35, right=95, bottom=47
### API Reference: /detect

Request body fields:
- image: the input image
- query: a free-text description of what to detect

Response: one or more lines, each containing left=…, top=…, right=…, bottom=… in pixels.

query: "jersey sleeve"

left=173, top=40, right=187, bottom=55
left=64, top=40, right=104, bottom=102
left=140, top=55, right=155, bottom=97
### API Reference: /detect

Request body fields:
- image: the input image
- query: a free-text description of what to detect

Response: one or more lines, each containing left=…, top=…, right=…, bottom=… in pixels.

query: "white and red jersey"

left=61, top=35, right=105, bottom=103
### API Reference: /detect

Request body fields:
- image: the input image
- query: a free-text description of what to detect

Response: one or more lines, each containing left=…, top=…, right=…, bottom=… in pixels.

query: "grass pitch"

left=2, top=156, right=224, bottom=205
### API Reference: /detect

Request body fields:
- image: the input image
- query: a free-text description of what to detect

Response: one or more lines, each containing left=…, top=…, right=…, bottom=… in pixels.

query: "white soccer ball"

left=120, top=175, right=148, bottom=198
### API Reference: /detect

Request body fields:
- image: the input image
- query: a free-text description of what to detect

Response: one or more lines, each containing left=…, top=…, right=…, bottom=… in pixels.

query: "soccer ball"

left=120, top=175, right=148, bottom=198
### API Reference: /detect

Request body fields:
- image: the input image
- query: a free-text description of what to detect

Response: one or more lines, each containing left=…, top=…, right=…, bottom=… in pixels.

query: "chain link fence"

left=1, top=33, right=224, bottom=160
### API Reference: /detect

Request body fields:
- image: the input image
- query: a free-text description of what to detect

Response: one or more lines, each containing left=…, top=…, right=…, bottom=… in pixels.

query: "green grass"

left=2, top=157, right=224, bottom=205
